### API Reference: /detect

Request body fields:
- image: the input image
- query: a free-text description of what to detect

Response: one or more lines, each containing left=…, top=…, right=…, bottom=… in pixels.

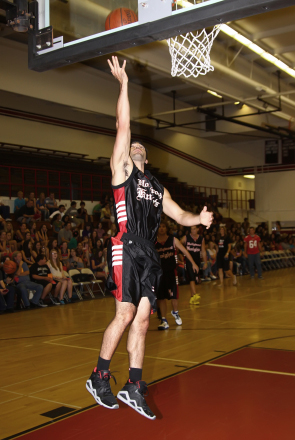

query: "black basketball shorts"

left=186, top=258, right=200, bottom=283
left=106, top=232, right=163, bottom=311
left=217, top=254, right=230, bottom=272
left=157, top=270, right=178, bottom=301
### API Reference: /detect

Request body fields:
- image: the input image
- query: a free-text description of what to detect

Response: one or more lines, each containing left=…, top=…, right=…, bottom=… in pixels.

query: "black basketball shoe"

left=117, top=380, right=156, bottom=420
left=86, top=368, right=119, bottom=409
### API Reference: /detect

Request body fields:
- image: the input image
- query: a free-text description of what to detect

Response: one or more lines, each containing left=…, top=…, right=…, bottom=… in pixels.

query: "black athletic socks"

left=129, top=367, right=142, bottom=383
left=97, top=356, right=111, bottom=371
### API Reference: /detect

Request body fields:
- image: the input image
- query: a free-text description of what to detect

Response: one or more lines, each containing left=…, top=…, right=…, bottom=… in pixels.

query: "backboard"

left=28, top=0, right=295, bottom=72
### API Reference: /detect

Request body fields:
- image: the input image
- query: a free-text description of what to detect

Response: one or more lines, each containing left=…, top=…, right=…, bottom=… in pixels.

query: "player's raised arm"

left=108, top=56, right=133, bottom=185
left=163, top=188, right=213, bottom=229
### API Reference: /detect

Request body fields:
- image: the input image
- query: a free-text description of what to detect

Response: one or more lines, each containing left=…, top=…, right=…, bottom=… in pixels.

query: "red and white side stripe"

left=112, top=244, right=123, bottom=266
left=116, top=201, right=127, bottom=224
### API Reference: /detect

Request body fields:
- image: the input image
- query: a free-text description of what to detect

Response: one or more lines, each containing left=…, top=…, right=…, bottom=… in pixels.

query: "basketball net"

left=167, top=25, right=221, bottom=78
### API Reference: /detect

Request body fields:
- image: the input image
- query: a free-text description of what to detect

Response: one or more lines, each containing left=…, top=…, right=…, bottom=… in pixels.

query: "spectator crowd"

left=0, top=192, right=294, bottom=314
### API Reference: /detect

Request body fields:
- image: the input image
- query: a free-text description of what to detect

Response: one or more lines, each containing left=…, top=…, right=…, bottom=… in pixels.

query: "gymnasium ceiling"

left=1, top=0, right=295, bottom=145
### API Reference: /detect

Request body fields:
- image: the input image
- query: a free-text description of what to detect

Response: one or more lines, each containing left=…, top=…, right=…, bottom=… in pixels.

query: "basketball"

left=3, top=260, right=17, bottom=274
left=105, top=8, right=137, bottom=31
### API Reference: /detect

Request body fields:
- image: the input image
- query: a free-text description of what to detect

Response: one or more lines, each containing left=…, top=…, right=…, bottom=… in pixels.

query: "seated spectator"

left=60, top=241, right=70, bottom=269
left=36, top=224, right=49, bottom=247
left=29, top=222, right=37, bottom=242
left=0, top=262, right=22, bottom=313
left=77, top=201, right=92, bottom=223
left=15, top=223, right=29, bottom=249
left=14, top=191, right=25, bottom=213
left=68, top=227, right=79, bottom=250
left=52, top=213, right=63, bottom=237
left=15, top=200, right=35, bottom=225
left=65, top=201, right=84, bottom=227
left=12, top=251, right=46, bottom=308
left=81, top=237, right=91, bottom=267
left=49, top=204, right=66, bottom=221
left=62, top=214, right=70, bottom=225
left=91, top=230, right=99, bottom=248
left=92, top=239, right=103, bottom=258
left=91, top=250, right=106, bottom=279
left=68, top=248, right=84, bottom=271
left=48, top=238, right=61, bottom=256
left=107, top=223, right=117, bottom=237
left=45, top=192, right=58, bottom=215
left=6, top=232, right=17, bottom=253
left=47, top=249, right=73, bottom=305
left=5, top=220, right=14, bottom=235
left=36, top=192, right=49, bottom=220
left=21, top=239, right=35, bottom=267
left=100, top=202, right=111, bottom=228
left=0, top=231, right=13, bottom=258
left=58, top=222, right=73, bottom=246
left=82, top=223, right=92, bottom=239
left=30, top=254, right=55, bottom=306
left=92, top=201, right=102, bottom=220
left=0, top=197, right=10, bottom=220
left=32, top=240, right=49, bottom=261
left=94, top=222, right=105, bottom=240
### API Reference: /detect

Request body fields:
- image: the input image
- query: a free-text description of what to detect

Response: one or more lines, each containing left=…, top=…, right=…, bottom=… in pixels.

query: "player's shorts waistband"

left=120, top=232, right=155, bottom=250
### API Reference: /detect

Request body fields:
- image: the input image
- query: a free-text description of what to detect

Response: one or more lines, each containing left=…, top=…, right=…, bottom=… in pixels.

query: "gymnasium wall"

left=0, top=38, right=294, bottom=223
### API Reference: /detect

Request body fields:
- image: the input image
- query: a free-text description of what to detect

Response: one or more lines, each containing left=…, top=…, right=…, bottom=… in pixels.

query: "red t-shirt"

left=244, top=235, right=261, bottom=254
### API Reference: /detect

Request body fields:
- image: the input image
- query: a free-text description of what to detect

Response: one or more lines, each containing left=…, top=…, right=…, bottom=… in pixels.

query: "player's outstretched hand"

left=200, top=206, right=213, bottom=229
left=107, top=56, right=128, bottom=84
left=192, top=263, right=199, bottom=273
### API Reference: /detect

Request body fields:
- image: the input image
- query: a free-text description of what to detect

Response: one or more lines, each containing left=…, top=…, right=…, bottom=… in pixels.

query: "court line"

left=45, top=327, right=106, bottom=343
left=46, top=340, right=198, bottom=365
left=205, top=363, right=295, bottom=377
left=1, top=360, right=95, bottom=388
left=0, top=389, right=81, bottom=408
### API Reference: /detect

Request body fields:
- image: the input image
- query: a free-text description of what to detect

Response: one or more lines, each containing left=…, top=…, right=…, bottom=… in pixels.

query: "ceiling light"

left=207, top=90, right=222, bottom=99
left=220, top=24, right=295, bottom=79
left=243, top=175, right=255, bottom=179
left=234, top=101, right=240, bottom=105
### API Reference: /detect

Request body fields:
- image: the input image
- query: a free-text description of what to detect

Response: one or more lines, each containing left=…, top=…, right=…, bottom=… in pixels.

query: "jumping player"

left=181, top=225, right=207, bottom=304
left=156, top=222, right=199, bottom=330
left=86, top=57, right=213, bottom=420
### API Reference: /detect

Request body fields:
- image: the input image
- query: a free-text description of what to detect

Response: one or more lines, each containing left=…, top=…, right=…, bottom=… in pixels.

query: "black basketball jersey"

left=185, top=234, right=203, bottom=263
left=112, top=163, right=164, bottom=243
left=155, top=235, right=177, bottom=272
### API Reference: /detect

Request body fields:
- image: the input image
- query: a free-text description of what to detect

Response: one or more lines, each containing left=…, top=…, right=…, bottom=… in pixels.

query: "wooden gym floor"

left=1, top=268, right=295, bottom=439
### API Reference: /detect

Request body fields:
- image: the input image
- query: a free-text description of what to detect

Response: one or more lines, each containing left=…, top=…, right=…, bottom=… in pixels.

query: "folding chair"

left=68, top=269, right=84, bottom=300
left=81, top=268, right=105, bottom=297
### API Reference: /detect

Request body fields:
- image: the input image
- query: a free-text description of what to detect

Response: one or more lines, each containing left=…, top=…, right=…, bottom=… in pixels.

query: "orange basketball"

left=105, top=8, right=137, bottom=31
left=3, top=260, right=17, bottom=274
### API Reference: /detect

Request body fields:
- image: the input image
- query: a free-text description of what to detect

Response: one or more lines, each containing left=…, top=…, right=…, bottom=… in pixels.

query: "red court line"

left=210, top=347, right=295, bottom=374
left=17, top=358, right=295, bottom=440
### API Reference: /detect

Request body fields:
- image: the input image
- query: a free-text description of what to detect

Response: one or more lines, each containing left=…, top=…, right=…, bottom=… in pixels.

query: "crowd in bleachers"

left=0, top=192, right=294, bottom=314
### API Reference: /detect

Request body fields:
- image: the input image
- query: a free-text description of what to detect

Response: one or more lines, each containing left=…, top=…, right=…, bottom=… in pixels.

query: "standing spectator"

left=45, top=193, right=58, bottom=215
left=36, top=192, right=49, bottom=220
left=58, top=222, right=73, bottom=246
left=14, top=191, right=25, bottom=213
left=244, top=227, right=263, bottom=279
left=12, top=251, right=46, bottom=308
left=0, top=197, right=10, bottom=219
left=52, top=213, right=63, bottom=237
left=30, top=254, right=56, bottom=306
left=21, top=239, right=35, bottom=266
left=77, top=201, right=92, bottom=223
left=65, top=201, right=84, bottom=227
left=15, top=200, right=35, bottom=225
left=36, top=224, right=49, bottom=247
left=47, top=249, right=73, bottom=304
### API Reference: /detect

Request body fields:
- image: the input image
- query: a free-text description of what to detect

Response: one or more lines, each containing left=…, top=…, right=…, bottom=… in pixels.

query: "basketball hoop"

left=167, top=25, right=221, bottom=78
